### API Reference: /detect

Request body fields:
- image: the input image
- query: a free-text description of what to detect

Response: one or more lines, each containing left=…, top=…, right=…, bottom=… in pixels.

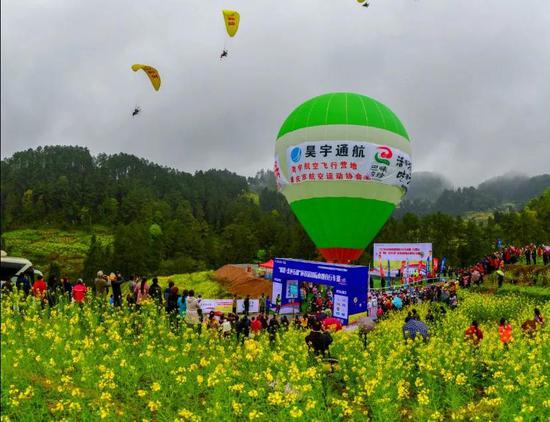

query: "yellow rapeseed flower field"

left=1, top=291, right=549, bottom=421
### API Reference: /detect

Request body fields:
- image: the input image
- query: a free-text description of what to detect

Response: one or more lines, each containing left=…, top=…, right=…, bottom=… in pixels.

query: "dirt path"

left=214, top=265, right=273, bottom=299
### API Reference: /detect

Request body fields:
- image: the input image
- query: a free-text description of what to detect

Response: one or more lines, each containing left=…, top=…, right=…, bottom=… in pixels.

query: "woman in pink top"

left=134, top=276, right=150, bottom=306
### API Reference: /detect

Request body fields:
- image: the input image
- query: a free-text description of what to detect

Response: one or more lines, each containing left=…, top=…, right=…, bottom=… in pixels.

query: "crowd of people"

left=456, top=243, right=549, bottom=289
left=367, top=281, right=458, bottom=321
left=299, top=283, right=334, bottom=315
left=1, top=242, right=547, bottom=359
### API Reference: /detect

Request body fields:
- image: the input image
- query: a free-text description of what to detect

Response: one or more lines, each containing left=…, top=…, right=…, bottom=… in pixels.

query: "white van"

left=0, top=250, right=43, bottom=287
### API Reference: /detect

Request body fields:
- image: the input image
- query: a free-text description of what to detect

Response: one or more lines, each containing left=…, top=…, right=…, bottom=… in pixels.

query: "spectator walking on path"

left=464, top=320, right=483, bottom=346
left=185, top=290, right=201, bottom=333
left=305, top=321, right=333, bottom=357
left=499, top=318, right=513, bottom=350
left=111, top=275, right=125, bottom=307
left=16, top=271, right=32, bottom=297
left=149, top=277, right=163, bottom=306
left=94, top=271, right=109, bottom=297
left=164, top=281, right=174, bottom=303
left=72, top=279, right=87, bottom=304
left=268, top=315, right=280, bottom=344
left=403, top=311, right=429, bottom=342
left=32, top=275, right=47, bottom=303
left=134, top=277, right=150, bottom=307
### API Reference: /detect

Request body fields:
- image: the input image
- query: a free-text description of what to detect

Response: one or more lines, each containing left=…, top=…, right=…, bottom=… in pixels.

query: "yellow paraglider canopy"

left=131, top=64, right=161, bottom=91
left=222, top=10, right=240, bottom=37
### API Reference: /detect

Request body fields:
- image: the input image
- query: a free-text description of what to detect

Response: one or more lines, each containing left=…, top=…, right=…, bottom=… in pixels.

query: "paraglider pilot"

left=132, top=107, right=141, bottom=117
left=220, top=49, right=228, bottom=59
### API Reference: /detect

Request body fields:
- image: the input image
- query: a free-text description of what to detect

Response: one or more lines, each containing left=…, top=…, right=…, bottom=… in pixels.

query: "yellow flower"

left=397, top=380, right=409, bottom=399
left=197, top=375, right=204, bottom=385
left=418, top=389, right=430, bottom=406
left=267, top=391, right=284, bottom=406
left=151, top=382, right=161, bottom=392
left=178, top=408, right=194, bottom=419
left=137, top=389, right=147, bottom=397
left=248, top=389, right=259, bottom=398
left=290, top=407, right=303, bottom=418
left=52, top=401, right=64, bottom=412
left=455, top=373, right=467, bottom=386
left=147, top=400, right=160, bottom=412
left=232, top=401, right=243, bottom=415
left=248, top=410, right=262, bottom=420
left=229, top=383, right=244, bottom=392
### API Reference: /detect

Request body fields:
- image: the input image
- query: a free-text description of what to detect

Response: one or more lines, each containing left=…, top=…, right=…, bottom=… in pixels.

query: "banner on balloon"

left=280, top=141, right=411, bottom=191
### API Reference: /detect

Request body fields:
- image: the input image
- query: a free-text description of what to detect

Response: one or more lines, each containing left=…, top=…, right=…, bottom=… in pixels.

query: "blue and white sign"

left=272, top=258, right=369, bottom=325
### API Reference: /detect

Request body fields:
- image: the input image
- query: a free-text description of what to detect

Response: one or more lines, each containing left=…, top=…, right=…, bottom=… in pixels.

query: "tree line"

left=1, top=146, right=549, bottom=279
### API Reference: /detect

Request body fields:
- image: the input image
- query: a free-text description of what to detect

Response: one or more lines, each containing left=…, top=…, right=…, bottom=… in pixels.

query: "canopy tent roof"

left=259, top=259, right=274, bottom=269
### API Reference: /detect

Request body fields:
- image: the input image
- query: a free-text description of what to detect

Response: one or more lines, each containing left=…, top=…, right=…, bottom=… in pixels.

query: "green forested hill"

left=1, top=146, right=549, bottom=279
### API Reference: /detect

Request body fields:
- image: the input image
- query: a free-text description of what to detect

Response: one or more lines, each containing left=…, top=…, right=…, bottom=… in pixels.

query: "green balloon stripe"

left=290, top=197, right=395, bottom=249
left=277, top=93, right=409, bottom=141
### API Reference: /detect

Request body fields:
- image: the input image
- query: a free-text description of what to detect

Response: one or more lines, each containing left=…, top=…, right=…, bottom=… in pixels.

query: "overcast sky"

left=2, top=0, right=549, bottom=187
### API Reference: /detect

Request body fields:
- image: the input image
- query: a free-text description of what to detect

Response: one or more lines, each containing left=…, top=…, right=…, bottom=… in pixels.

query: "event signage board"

left=199, top=299, right=259, bottom=314
left=373, top=243, right=433, bottom=273
left=236, top=299, right=259, bottom=314
left=272, top=258, right=369, bottom=325
left=199, top=299, right=233, bottom=314
left=374, top=243, right=432, bottom=261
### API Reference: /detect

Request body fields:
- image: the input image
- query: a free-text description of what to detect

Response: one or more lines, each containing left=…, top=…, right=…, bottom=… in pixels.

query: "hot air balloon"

left=274, top=92, right=412, bottom=264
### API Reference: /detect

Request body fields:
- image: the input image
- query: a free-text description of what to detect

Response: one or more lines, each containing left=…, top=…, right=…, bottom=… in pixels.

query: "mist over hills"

left=1, top=146, right=548, bottom=225
left=248, top=169, right=549, bottom=217
left=395, top=172, right=550, bottom=217
left=404, top=172, right=454, bottom=202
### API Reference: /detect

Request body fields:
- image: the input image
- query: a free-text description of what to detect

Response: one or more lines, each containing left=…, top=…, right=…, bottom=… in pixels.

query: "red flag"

left=379, top=258, right=385, bottom=278
left=433, top=258, right=439, bottom=273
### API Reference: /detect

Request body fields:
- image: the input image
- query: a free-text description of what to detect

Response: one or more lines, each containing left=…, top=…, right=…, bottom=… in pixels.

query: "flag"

left=440, top=257, right=447, bottom=273
left=433, top=258, right=439, bottom=273
left=379, top=258, right=385, bottom=278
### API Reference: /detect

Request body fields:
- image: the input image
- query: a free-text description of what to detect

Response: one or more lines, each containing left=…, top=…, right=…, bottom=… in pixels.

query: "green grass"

left=1, top=227, right=113, bottom=277
left=157, top=271, right=229, bottom=298
left=462, top=210, right=494, bottom=222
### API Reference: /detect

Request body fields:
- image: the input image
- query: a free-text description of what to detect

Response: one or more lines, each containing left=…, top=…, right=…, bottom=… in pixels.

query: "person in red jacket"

left=250, top=316, right=262, bottom=335
left=32, top=275, right=48, bottom=299
left=72, top=279, right=87, bottom=304
left=464, top=320, right=483, bottom=345
left=322, top=310, right=343, bottom=332
left=499, top=318, right=513, bottom=350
